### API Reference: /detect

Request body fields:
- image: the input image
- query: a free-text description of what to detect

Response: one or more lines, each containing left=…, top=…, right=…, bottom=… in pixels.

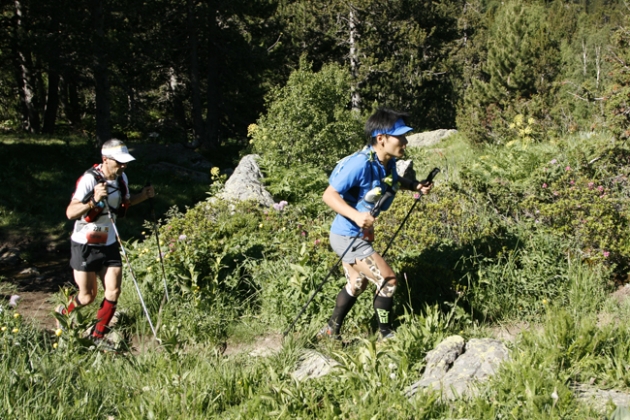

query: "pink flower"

left=565, top=166, right=571, bottom=171
left=314, top=239, right=321, bottom=246
left=597, top=185, right=604, bottom=192
left=413, top=193, right=421, bottom=200
left=588, top=182, right=594, bottom=190
left=550, top=159, right=557, bottom=164
left=542, top=183, right=548, bottom=189
left=569, top=180, right=575, bottom=185
left=603, top=251, right=610, bottom=258
left=273, top=200, right=288, bottom=211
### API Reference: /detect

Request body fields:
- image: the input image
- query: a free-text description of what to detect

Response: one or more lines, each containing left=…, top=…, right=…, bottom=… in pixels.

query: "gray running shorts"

left=329, top=232, right=376, bottom=264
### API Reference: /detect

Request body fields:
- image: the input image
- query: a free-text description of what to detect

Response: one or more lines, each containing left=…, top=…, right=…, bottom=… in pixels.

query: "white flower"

left=8, top=295, right=20, bottom=307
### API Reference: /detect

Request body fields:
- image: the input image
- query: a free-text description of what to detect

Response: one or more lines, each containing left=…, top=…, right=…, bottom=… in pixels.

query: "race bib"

left=84, top=224, right=109, bottom=244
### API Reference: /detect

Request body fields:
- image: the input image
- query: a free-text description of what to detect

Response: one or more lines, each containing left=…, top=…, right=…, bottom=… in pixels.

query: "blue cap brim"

left=372, top=118, right=414, bottom=137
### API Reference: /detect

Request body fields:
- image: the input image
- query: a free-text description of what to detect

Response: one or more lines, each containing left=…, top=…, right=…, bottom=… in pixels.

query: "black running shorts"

left=70, top=241, right=122, bottom=272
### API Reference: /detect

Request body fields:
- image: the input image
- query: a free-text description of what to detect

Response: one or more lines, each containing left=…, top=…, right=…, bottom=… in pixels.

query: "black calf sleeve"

left=329, top=287, right=357, bottom=334
left=373, top=295, right=393, bottom=334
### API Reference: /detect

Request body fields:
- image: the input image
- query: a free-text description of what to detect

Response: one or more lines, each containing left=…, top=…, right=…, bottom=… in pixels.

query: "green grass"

left=1, top=132, right=629, bottom=419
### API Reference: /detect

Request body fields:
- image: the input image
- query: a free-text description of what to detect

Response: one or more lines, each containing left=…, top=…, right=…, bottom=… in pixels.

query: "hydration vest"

left=330, top=146, right=398, bottom=216
left=73, top=164, right=129, bottom=222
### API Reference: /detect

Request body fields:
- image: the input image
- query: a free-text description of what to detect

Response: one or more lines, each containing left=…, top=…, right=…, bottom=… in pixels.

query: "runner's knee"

left=344, top=267, right=368, bottom=297
left=78, top=291, right=96, bottom=305
left=378, top=278, right=397, bottom=298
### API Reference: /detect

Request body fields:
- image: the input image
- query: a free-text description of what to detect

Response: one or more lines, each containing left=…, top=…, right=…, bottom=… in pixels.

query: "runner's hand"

left=353, top=212, right=375, bottom=229
left=143, top=185, right=155, bottom=199
left=416, top=181, right=433, bottom=195
left=93, top=182, right=107, bottom=202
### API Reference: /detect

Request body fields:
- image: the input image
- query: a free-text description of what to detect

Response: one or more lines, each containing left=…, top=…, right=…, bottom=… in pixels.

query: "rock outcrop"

left=218, top=154, right=275, bottom=207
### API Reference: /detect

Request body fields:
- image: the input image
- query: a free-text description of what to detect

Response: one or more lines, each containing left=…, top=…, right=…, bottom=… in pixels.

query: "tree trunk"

left=168, top=68, right=188, bottom=138
left=61, top=74, right=82, bottom=127
left=12, top=0, right=40, bottom=133
left=92, top=0, right=111, bottom=145
left=187, top=0, right=205, bottom=148
left=204, top=10, right=220, bottom=150
left=42, top=70, right=60, bottom=134
left=348, top=4, right=361, bottom=113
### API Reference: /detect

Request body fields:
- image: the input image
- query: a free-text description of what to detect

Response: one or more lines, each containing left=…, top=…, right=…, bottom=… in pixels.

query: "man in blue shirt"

left=320, top=108, right=433, bottom=341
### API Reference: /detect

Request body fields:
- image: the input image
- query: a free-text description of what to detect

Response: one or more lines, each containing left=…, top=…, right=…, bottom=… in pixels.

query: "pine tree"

left=604, top=7, right=630, bottom=139
left=457, top=0, right=561, bottom=143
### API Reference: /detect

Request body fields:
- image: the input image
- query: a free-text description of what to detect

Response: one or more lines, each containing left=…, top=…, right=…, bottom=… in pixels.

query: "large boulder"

left=407, top=129, right=457, bottom=149
left=218, top=154, right=275, bottom=207
left=406, top=336, right=509, bottom=400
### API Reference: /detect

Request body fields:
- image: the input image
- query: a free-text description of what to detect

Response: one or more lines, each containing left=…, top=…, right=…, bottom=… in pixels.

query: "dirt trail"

left=0, top=246, right=73, bottom=331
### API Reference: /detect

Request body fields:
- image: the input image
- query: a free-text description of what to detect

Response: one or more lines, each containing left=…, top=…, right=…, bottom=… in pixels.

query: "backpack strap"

left=74, top=165, right=129, bottom=217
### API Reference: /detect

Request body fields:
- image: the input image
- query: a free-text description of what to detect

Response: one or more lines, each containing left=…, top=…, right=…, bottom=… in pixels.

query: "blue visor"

left=371, top=118, right=413, bottom=137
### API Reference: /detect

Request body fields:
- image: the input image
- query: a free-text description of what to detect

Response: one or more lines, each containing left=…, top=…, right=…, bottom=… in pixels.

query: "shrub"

left=249, top=58, right=364, bottom=171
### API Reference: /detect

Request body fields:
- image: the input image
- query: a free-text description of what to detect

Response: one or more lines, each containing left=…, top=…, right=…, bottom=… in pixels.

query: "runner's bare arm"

left=129, top=185, right=155, bottom=206
left=66, top=183, right=108, bottom=220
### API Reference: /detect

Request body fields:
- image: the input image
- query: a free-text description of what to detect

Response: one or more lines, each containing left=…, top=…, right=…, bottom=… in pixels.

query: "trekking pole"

left=146, top=182, right=169, bottom=302
left=283, top=188, right=396, bottom=337
left=102, top=200, right=159, bottom=341
left=380, top=167, right=440, bottom=258
left=374, top=167, right=440, bottom=299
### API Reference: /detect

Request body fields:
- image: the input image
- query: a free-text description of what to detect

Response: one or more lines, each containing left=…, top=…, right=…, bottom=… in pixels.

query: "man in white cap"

left=59, top=139, right=154, bottom=347
left=318, top=108, right=432, bottom=341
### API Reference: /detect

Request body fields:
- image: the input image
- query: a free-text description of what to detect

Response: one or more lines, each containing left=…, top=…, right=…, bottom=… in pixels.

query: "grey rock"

left=406, top=335, right=465, bottom=397
left=573, top=383, right=630, bottom=414
left=407, top=129, right=457, bottom=148
left=407, top=336, right=509, bottom=400
left=396, top=159, right=415, bottom=180
left=292, top=350, right=341, bottom=381
left=218, top=154, right=275, bottom=207
left=19, top=267, right=40, bottom=276
left=0, top=248, right=21, bottom=266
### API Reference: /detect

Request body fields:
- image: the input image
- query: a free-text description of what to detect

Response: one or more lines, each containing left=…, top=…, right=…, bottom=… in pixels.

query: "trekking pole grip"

left=421, top=167, right=440, bottom=186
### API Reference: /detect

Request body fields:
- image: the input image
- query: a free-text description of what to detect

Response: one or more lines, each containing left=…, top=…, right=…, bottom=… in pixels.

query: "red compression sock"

left=65, top=295, right=82, bottom=314
left=92, top=298, right=117, bottom=339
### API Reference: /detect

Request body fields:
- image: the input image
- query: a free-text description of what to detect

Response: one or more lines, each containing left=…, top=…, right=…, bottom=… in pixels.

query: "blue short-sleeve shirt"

left=329, top=147, right=397, bottom=236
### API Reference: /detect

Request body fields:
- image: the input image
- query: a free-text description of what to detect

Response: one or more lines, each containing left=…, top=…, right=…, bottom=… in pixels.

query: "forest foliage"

left=3, top=1, right=630, bottom=418
left=2, top=0, right=630, bottom=149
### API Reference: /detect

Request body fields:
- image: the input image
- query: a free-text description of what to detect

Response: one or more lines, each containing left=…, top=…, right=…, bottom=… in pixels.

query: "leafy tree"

left=249, top=59, right=364, bottom=170
left=274, top=0, right=463, bottom=130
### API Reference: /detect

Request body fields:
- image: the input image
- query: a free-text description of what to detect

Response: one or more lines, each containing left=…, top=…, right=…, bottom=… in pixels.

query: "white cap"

left=101, top=142, right=135, bottom=163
